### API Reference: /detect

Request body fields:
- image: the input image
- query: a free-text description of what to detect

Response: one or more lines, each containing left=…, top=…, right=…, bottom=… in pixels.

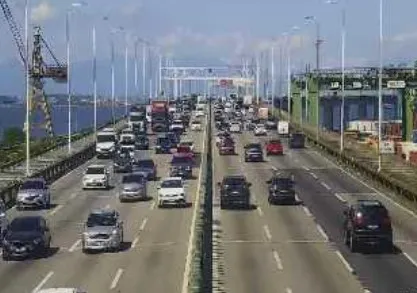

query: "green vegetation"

left=2, top=127, right=25, bottom=146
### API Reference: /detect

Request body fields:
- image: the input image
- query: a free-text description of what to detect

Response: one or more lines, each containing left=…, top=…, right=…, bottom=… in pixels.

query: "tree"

left=2, top=127, right=25, bottom=146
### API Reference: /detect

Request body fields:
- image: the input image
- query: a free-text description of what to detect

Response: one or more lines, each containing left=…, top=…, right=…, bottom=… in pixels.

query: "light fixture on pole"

left=377, top=0, right=383, bottom=172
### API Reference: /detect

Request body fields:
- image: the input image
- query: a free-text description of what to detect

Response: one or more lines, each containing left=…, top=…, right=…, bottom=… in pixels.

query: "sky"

left=1, top=0, right=417, bottom=96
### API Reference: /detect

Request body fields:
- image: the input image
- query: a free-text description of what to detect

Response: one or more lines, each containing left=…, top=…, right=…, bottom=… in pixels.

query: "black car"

left=155, top=135, right=172, bottom=154
left=266, top=172, right=296, bottom=204
left=244, top=143, right=263, bottom=162
left=218, top=175, right=251, bottom=209
left=135, top=135, right=149, bottom=150
left=167, top=132, right=181, bottom=146
left=289, top=132, right=305, bottom=148
left=169, top=154, right=193, bottom=179
left=343, top=199, right=393, bottom=252
left=113, top=154, right=133, bottom=173
left=2, top=216, right=51, bottom=260
left=132, top=159, right=157, bottom=180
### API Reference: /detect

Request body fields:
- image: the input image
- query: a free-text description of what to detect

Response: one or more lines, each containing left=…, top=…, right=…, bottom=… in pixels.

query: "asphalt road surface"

left=0, top=122, right=206, bottom=293
left=212, top=122, right=417, bottom=293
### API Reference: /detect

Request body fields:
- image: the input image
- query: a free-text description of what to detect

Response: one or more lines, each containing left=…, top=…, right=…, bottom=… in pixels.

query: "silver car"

left=16, top=178, right=51, bottom=210
left=119, top=173, right=148, bottom=202
left=81, top=209, right=123, bottom=253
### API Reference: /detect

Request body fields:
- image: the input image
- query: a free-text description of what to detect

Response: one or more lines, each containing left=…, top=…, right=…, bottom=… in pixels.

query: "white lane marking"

left=257, top=206, right=264, bottom=217
left=263, top=225, right=272, bottom=241
left=181, top=114, right=208, bottom=293
left=403, top=252, right=417, bottom=269
left=334, top=193, right=347, bottom=203
left=320, top=182, right=331, bottom=190
left=109, top=268, right=124, bottom=290
left=363, top=290, right=372, bottom=293
left=302, top=206, right=313, bottom=217
left=312, top=150, right=417, bottom=220
left=139, top=218, right=148, bottom=231
left=105, top=204, right=110, bottom=209
left=131, top=236, right=140, bottom=248
left=69, top=193, right=78, bottom=200
left=272, top=250, right=283, bottom=270
left=68, top=239, right=81, bottom=253
left=302, top=166, right=310, bottom=171
left=295, top=193, right=301, bottom=202
left=310, top=172, right=318, bottom=179
left=150, top=201, right=156, bottom=210
left=316, top=224, right=329, bottom=241
left=32, top=271, right=54, bottom=293
left=286, top=288, right=293, bottom=293
left=48, top=204, right=63, bottom=216
left=335, top=250, right=355, bottom=274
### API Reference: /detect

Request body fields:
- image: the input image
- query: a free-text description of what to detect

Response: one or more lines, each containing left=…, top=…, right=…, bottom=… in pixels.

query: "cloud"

left=31, top=1, right=55, bottom=22
left=389, top=31, right=417, bottom=43
left=121, top=0, right=144, bottom=16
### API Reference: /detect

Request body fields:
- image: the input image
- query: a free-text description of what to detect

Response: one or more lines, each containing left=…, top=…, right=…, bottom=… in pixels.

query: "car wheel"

left=343, top=230, right=350, bottom=245
left=2, top=251, right=10, bottom=261
left=383, top=240, right=393, bottom=253
left=349, top=233, right=358, bottom=252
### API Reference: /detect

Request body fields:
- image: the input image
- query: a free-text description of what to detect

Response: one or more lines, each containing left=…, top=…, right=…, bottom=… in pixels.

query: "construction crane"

left=0, top=0, right=67, bottom=137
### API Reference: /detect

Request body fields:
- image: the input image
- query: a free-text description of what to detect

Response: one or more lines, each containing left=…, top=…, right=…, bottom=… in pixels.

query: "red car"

left=266, top=139, right=283, bottom=155
left=176, top=145, right=195, bottom=159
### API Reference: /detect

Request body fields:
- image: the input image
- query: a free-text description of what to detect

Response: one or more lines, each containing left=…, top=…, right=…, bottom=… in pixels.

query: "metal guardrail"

left=0, top=117, right=127, bottom=208
left=274, top=109, right=417, bottom=203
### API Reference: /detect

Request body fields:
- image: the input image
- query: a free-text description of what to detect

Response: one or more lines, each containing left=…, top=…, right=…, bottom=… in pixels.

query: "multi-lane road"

left=0, top=123, right=206, bottom=293
left=212, top=119, right=417, bottom=293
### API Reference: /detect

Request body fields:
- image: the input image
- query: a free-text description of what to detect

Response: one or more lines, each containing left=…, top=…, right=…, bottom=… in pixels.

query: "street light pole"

left=142, top=44, right=146, bottom=98
left=25, top=0, right=30, bottom=176
left=66, top=11, right=72, bottom=153
left=271, top=46, right=275, bottom=109
left=286, top=34, right=292, bottom=123
left=92, top=25, right=97, bottom=137
left=340, top=7, right=346, bottom=153
left=159, top=54, right=162, bottom=96
left=256, top=53, right=260, bottom=105
left=124, top=36, right=128, bottom=116
left=378, top=0, right=383, bottom=172
left=134, top=40, right=138, bottom=99
left=111, top=36, right=115, bottom=125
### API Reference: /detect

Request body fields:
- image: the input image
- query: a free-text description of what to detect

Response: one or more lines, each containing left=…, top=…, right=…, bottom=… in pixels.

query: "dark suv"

left=218, top=175, right=252, bottom=209
left=155, top=135, right=172, bottom=154
left=343, top=199, right=393, bottom=252
left=244, top=143, right=263, bottom=162
left=266, top=172, right=295, bottom=204
left=289, top=132, right=305, bottom=148
left=2, top=216, right=51, bottom=260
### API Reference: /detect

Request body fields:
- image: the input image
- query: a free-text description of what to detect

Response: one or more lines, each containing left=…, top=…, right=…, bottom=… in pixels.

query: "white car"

left=0, top=200, right=7, bottom=235
left=195, top=110, right=205, bottom=118
left=82, top=165, right=110, bottom=190
left=254, top=124, right=267, bottom=136
left=190, top=121, right=202, bottom=131
left=169, top=120, right=184, bottom=132
left=229, top=122, right=241, bottom=133
left=157, top=177, right=188, bottom=207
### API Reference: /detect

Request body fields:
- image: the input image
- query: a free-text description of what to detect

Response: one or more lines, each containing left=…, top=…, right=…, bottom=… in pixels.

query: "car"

left=37, top=289, right=86, bottom=293
left=229, top=122, right=241, bottom=133
left=167, top=132, right=181, bottom=146
left=178, top=139, right=195, bottom=153
left=266, top=172, right=296, bottom=204
left=135, top=135, right=149, bottom=150
left=132, top=159, right=157, bottom=180
left=215, top=131, right=231, bottom=147
left=266, top=139, right=284, bottom=155
left=190, top=120, right=202, bottom=131
left=82, top=165, right=110, bottom=190
left=155, top=135, right=172, bottom=154
left=113, top=154, right=133, bottom=173
left=218, top=175, right=251, bottom=209
left=343, top=199, right=393, bottom=252
left=219, top=138, right=235, bottom=155
left=81, top=209, right=123, bottom=253
left=157, top=177, right=188, bottom=207
left=254, top=124, right=267, bottom=136
left=265, top=118, right=277, bottom=130
left=119, top=133, right=136, bottom=152
left=16, top=178, right=51, bottom=210
left=169, top=119, right=185, bottom=134
left=244, top=143, right=264, bottom=162
left=2, top=216, right=51, bottom=260
left=289, top=132, right=305, bottom=148
left=0, top=200, right=7, bottom=238
left=170, top=154, right=193, bottom=179
left=119, top=173, right=148, bottom=202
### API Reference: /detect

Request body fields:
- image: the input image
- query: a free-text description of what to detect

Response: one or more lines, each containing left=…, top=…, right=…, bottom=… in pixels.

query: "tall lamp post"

left=377, top=0, right=383, bottom=172
left=285, top=26, right=299, bottom=123
left=24, top=0, right=30, bottom=176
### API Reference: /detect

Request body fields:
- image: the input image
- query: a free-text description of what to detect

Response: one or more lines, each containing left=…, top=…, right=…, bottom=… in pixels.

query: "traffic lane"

left=282, top=162, right=417, bottom=293
left=213, top=139, right=289, bottom=293
left=114, top=128, right=206, bottom=292
left=294, top=143, right=417, bottom=262
left=239, top=132, right=366, bottom=293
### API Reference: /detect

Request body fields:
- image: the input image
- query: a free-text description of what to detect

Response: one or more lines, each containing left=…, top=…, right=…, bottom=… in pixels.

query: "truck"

left=243, top=95, right=253, bottom=106
left=278, top=121, right=289, bottom=136
left=151, top=100, right=169, bottom=132
left=96, top=128, right=117, bottom=158
left=257, top=107, right=269, bottom=120
left=128, top=105, right=147, bottom=133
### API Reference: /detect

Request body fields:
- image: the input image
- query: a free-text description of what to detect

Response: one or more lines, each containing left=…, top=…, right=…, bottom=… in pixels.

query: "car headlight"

left=112, top=229, right=118, bottom=235
left=33, top=238, right=42, bottom=245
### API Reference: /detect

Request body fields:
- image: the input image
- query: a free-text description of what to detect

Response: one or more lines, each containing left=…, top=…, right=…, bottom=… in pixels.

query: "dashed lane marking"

left=309, top=172, right=318, bottom=179
left=105, top=204, right=111, bottom=209
left=150, top=201, right=156, bottom=210
left=302, top=166, right=310, bottom=171
left=335, top=250, right=355, bottom=274
left=302, top=206, right=313, bottom=217
left=403, top=252, right=417, bottom=269
left=69, top=193, right=78, bottom=200
left=68, top=239, right=81, bottom=253
left=48, top=204, right=63, bottom=216
left=316, top=224, right=329, bottom=241
left=286, top=288, right=293, bottom=293
left=272, top=250, right=283, bottom=270
left=110, top=268, right=124, bottom=290
left=295, top=193, right=301, bottom=202
left=334, top=193, right=347, bottom=203
left=263, top=225, right=272, bottom=241
left=139, top=218, right=148, bottom=231
left=131, top=236, right=139, bottom=248
left=320, top=182, right=332, bottom=190
left=32, top=271, right=54, bottom=293
left=257, top=206, right=264, bottom=217
left=335, top=193, right=378, bottom=197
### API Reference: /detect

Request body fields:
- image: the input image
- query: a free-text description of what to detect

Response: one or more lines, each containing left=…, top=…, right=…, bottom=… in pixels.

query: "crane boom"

left=0, top=0, right=27, bottom=67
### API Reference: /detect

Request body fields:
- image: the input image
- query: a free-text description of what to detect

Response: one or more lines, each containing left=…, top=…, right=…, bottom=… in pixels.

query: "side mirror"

left=266, top=180, right=271, bottom=184
left=45, top=227, right=50, bottom=232
left=157, top=187, right=161, bottom=190
left=247, top=182, right=252, bottom=187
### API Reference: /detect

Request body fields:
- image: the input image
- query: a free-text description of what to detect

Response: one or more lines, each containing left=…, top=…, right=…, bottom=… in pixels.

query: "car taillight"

left=354, top=212, right=364, bottom=225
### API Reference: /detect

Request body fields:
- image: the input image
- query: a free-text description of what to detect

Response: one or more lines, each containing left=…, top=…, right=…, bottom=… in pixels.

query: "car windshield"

left=120, top=139, right=134, bottom=145
left=10, top=217, right=41, bottom=232
left=130, top=115, right=144, bottom=121
left=161, top=179, right=182, bottom=188
left=137, top=136, right=147, bottom=142
left=359, top=204, right=389, bottom=220
left=86, top=212, right=117, bottom=227
left=172, top=156, right=192, bottom=164
left=86, top=167, right=105, bottom=175
left=256, top=124, right=265, bottom=128
left=246, top=144, right=261, bottom=149
left=137, top=160, right=154, bottom=168
left=269, top=140, right=281, bottom=145
left=272, top=178, right=294, bottom=189
left=224, top=177, right=246, bottom=186
left=97, top=135, right=116, bottom=142
left=122, top=174, right=144, bottom=184
left=21, top=180, right=44, bottom=190
left=180, top=141, right=193, bottom=146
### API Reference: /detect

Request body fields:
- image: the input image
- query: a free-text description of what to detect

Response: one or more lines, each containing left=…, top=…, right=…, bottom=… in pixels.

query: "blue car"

left=155, top=136, right=172, bottom=154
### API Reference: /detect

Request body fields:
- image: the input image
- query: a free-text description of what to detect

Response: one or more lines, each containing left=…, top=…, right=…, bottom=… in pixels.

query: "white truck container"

left=278, top=121, right=289, bottom=136
left=257, top=107, right=269, bottom=120
left=96, top=130, right=117, bottom=158
left=243, top=95, right=253, bottom=106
